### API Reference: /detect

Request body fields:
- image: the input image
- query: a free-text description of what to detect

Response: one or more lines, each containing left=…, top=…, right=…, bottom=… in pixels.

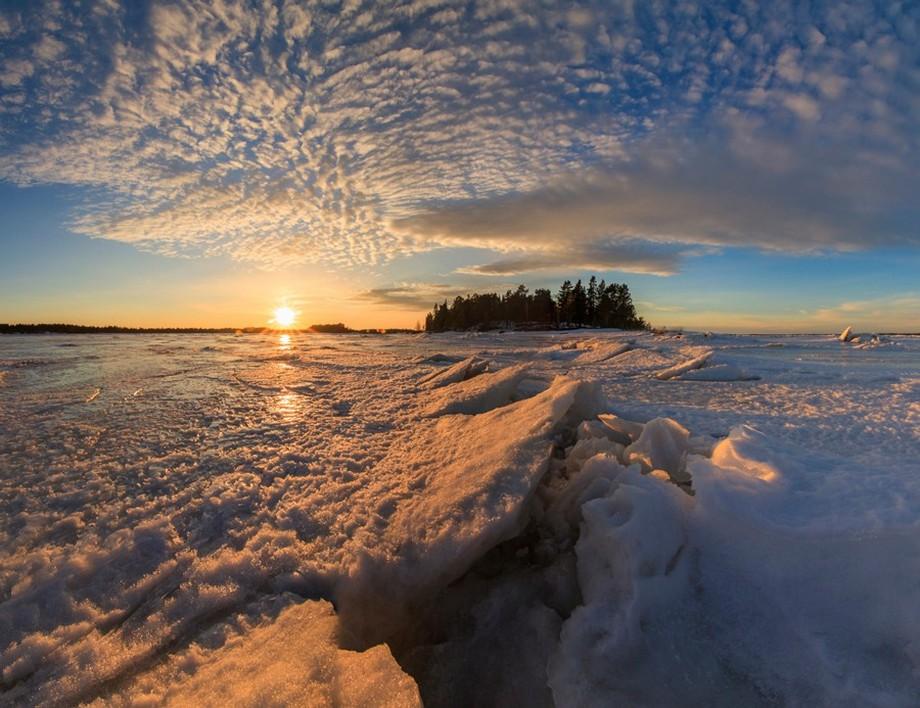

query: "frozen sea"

left=1, top=330, right=919, bottom=706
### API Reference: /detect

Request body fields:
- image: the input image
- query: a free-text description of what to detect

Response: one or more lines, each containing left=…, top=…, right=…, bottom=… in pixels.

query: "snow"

left=1, top=330, right=919, bottom=704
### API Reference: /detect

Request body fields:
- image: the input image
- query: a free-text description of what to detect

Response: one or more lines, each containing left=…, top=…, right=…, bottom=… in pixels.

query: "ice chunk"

left=159, top=599, right=421, bottom=707
left=388, top=376, right=604, bottom=587
left=576, top=341, right=632, bottom=364
left=422, top=364, right=530, bottom=417
left=342, top=376, right=606, bottom=639
left=564, top=436, right=624, bottom=477
left=624, top=417, right=691, bottom=483
left=544, top=453, right=627, bottom=538
left=654, top=350, right=712, bottom=380
left=597, top=413, right=644, bottom=445
left=839, top=326, right=854, bottom=342
left=418, top=356, right=488, bottom=389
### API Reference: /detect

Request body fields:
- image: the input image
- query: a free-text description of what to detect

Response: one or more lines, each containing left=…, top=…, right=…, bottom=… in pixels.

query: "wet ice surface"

left=1, top=331, right=918, bottom=705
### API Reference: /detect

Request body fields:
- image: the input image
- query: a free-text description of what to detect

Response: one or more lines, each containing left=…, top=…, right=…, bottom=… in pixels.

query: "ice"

left=2, top=331, right=919, bottom=704
left=422, top=363, right=530, bottom=417
left=549, top=424, right=920, bottom=706
left=114, top=598, right=420, bottom=706
left=418, top=355, right=488, bottom=389
left=653, top=349, right=712, bottom=379
left=575, top=340, right=633, bottom=364
left=342, top=376, right=607, bottom=639
left=624, top=417, right=691, bottom=483
left=597, top=413, right=644, bottom=445
left=839, top=325, right=886, bottom=348
left=679, top=362, right=758, bottom=381
left=549, top=466, right=692, bottom=706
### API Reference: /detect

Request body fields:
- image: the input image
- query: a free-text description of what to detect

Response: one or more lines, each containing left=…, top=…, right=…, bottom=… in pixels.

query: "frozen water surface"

left=1, top=331, right=919, bottom=705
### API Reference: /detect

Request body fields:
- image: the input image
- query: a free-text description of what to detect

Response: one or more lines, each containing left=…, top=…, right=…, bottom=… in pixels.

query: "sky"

left=0, top=0, right=918, bottom=332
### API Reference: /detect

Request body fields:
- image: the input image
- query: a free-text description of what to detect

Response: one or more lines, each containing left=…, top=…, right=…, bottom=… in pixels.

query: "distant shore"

left=0, top=324, right=418, bottom=335
left=1, top=324, right=917, bottom=336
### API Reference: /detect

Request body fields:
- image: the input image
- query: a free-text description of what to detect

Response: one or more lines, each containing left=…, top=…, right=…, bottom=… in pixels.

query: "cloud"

left=810, top=295, right=920, bottom=329
left=393, top=134, right=917, bottom=265
left=0, top=0, right=916, bottom=275
left=456, top=241, right=680, bottom=277
left=356, top=283, right=463, bottom=310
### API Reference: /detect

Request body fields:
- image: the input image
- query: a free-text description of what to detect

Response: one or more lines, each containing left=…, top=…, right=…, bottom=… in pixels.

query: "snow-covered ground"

left=1, top=330, right=918, bottom=706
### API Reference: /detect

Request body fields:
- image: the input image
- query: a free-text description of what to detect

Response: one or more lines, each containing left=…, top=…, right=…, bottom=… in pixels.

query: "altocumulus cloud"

left=0, top=1, right=918, bottom=273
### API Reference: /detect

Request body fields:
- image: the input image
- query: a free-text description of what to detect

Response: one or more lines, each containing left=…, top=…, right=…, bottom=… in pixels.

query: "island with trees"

left=425, top=277, right=648, bottom=332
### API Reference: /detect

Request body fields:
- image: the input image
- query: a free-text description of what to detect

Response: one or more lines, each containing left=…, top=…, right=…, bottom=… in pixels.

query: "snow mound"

left=654, top=350, right=712, bottom=379
left=418, top=355, right=488, bottom=389
left=551, top=426, right=920, bottom=706
left=422, top=364, right=530, bottom=417
left=550, top=466, right=691, bottom=705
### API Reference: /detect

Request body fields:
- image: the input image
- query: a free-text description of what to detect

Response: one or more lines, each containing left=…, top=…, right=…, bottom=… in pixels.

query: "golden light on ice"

left=272, top=306, right=297, bottom=328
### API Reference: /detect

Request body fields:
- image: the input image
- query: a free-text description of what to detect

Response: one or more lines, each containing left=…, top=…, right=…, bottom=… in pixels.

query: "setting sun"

left=272, top=306, right=297, bottom=328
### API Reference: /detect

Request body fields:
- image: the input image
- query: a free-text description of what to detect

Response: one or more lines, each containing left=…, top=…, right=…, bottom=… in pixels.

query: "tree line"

left=425, top=277, right=648, bottom=332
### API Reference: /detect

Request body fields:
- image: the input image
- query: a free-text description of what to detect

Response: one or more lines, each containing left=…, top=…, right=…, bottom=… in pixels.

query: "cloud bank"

left=0, top=0, right=917, bottom=274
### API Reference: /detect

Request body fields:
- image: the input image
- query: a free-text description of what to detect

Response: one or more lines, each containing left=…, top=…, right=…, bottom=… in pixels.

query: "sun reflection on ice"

left=273, top=390, right=304, bottom=421
left=278, top=333, right=292, bottom=350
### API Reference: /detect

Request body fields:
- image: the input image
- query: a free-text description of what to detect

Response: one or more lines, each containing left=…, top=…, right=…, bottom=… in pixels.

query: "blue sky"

left=0, top=0, right=918, bottom=330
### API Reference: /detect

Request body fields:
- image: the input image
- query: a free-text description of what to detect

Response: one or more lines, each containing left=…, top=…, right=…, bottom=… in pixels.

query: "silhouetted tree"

left=423, top=277, right=647, bottom=332
left=587, top=276, right=598, bottom=323
left=572, top=279, right=587, bottom=325
left=556, top=280, right=574, bottom=324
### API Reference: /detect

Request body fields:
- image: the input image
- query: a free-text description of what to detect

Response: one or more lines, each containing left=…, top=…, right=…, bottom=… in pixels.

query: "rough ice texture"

left=1, top=330, right=919, bottom=704
left=680, top=362, right=757, bottom=381
left=575, top=340, right=633, bottom=364
left=119, top=598, right=420, bottom=707
left=341, top=376, right=606, bottom=640
left=421, top=363, right=531, bottom=417
left=653, top=349, right=713, bottom=379
left=418, top=355, right=489, bottom=389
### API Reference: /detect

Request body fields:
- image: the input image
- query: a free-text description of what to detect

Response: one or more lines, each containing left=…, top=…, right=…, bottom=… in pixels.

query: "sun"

left=272, top=306, right=297, bottom=328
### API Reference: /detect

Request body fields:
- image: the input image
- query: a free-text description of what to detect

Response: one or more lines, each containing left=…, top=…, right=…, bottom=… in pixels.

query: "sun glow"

left=272, top=306, right=297, bottom=328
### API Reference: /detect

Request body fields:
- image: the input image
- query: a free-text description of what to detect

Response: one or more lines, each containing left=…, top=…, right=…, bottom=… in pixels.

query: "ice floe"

left=418, top=355, right=489, bottom=389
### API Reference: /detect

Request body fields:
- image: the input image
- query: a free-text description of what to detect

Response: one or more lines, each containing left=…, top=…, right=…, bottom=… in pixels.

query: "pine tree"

left=573, top=279, right=587, bottom=325
left=556, top=280, right=574, bottom=324
left=587, top=276, right=598, bottom=325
